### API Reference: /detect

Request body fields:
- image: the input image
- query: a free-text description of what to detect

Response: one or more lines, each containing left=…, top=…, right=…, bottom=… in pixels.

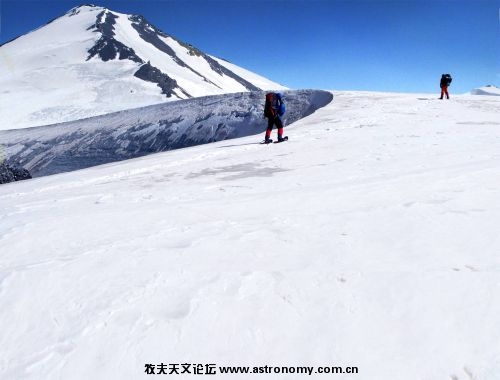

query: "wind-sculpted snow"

left=470, top=85, right=500, bottom=96
left=0, top=90, right=333, bottom=178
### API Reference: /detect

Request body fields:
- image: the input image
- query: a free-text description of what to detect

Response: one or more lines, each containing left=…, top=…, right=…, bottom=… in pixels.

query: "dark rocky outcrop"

left=134, top=63, right=182, bottom=98
left=129, top=14, right=260, bottom=92
left=86, top=10, right=143, bottom=63
left=87, top=36, right=143, bottom=62
left=0, top=162, right=32, bottom=184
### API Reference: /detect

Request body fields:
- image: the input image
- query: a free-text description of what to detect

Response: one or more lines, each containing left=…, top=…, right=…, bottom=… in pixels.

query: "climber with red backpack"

left=263, top=92, right=287, bottom=144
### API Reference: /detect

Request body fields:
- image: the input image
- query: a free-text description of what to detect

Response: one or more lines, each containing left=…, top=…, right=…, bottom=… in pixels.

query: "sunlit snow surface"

left=470, top=85, right=500, bottom=96
left=1, top=91, right=500, bottom=379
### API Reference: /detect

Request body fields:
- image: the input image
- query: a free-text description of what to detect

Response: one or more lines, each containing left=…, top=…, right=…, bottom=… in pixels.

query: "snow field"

left=0, top=5, right=286, bottom=131
left=1, top=91, right=500, bottom=379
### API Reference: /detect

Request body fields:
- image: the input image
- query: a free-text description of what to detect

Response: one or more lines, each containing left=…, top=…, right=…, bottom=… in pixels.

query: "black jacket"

left=440, top=74, right=452, bottom=88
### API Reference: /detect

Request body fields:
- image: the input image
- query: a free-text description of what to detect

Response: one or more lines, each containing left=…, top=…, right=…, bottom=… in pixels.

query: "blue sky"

left=1, top=0, right=499, bottom=93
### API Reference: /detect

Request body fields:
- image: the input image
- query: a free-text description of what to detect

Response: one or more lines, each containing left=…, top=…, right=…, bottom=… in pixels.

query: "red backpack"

left=264, top=92, right=284, bottom=118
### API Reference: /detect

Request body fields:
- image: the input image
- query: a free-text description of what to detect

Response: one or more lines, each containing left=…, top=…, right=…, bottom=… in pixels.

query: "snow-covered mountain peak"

left=66, top=4, right=105, bottom=16
left=0, top=5, right=287, bottom=130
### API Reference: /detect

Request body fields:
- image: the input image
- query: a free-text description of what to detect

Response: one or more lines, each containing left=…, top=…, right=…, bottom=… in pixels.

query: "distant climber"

left=263, top=92, right=287, bottom=143
left=440, top=74, right=452, bottom=99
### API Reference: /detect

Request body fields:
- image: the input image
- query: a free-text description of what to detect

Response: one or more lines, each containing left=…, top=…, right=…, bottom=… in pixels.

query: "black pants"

left=267, top=116, right=283, bottom=132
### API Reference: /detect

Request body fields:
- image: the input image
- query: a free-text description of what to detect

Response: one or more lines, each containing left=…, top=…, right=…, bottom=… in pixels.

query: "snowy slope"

left=470, top=85, right=500, bottom=96
left=1, top=91, right=500, bottom=380
left=0, top=5, right=287, bottom=130
left=211, top=56, right=287, bottom=93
